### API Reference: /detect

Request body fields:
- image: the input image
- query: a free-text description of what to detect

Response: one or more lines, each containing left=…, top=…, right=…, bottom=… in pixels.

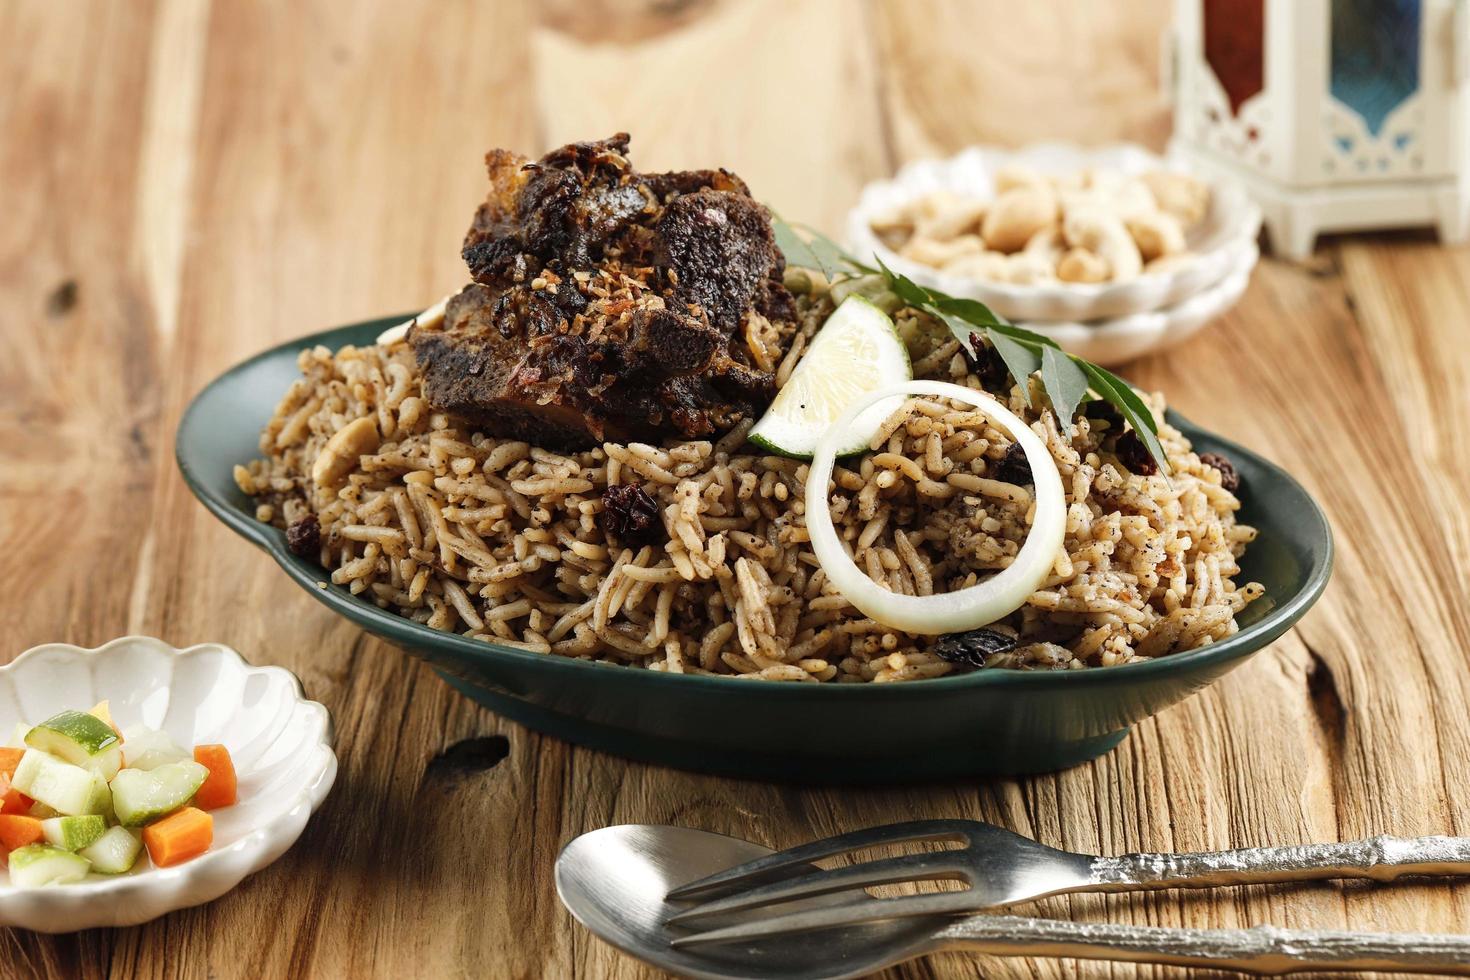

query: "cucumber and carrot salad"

left=0, top=703, right=239, bottom=886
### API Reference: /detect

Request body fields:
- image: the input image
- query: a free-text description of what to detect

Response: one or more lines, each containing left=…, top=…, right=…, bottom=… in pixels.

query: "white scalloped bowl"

left=845, top=142, right=1262, bottom=322
left=0, top=637, right=336, bottom=932
left=1013, top=239, right=1259, bottom=366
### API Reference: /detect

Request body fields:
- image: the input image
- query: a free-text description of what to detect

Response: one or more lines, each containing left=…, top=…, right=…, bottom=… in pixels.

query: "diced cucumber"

left=7, top=844, right=90, bottom=887
left=121, top=727, right=189, bottom=771
left=90, top=773, right=115, bottom=824
left=110, top=761, right=208, bottom=827
left=26, top=710, right=122, bottom=780
left=41, top=814, right=105, bottom=852
left=28, top=801, right=60, bottom=819
left=80, top=826, right=142, bottom=874
left=11, top=750, right=107, bottom=816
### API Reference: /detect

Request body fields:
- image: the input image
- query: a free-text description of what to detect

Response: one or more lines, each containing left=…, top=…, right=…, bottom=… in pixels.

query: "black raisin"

left=286, top=514, right=320, bottom=558
left=933, top=628, right=1017, bottom=668
left=1115, top=431, right=1158, bottom=476
left=1081, top=398, right=1122, bottom=428
left=1198, top=451, right=1240, bottom=493
left=989, top=443, right=1032, bottom=486
left=965, top=334, right=1011, bottom=392
left=600, top=483, right=664, bottom=545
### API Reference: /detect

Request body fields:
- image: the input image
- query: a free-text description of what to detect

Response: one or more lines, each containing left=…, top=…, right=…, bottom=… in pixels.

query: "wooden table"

left=6, top=1, right=1469, bottom=976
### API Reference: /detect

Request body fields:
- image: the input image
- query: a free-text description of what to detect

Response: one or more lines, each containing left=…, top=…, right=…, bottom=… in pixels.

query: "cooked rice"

left=237, top=290, right=1261, bottom=683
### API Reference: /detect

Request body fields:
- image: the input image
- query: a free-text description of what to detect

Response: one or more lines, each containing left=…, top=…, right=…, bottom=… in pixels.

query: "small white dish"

left=845, top=142, right=1262, bottom=322
left=1014, top=240, right=1258, bottom=366
left=0, top=636, right=336, bottom=932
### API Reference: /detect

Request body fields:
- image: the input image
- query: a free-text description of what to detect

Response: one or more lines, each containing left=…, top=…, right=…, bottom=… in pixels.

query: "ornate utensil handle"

left=1090, top=835, right=1470, bottom=891
left=934, top=915, right=1470, bottom=975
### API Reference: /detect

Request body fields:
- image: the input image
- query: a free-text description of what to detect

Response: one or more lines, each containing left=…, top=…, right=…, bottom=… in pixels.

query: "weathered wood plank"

left=0, top=2, right=166, bottom=973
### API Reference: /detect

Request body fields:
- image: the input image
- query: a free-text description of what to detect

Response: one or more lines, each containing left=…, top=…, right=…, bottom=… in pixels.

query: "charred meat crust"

left=410, top=134, right=796, bottom=450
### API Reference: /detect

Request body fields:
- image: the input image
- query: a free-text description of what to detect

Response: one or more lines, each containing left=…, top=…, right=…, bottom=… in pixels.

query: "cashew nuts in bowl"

left=880, top=166, right=1192, bottom=288
left=844, top=143, right=1263, bottom=323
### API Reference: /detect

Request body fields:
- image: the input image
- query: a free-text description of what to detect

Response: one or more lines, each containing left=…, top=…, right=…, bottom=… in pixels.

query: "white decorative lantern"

left=1169, top=0, right=1470, bottom=258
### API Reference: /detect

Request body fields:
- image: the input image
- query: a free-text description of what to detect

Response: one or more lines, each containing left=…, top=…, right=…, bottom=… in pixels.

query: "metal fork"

left=664, top=819, right=1470, bottom=948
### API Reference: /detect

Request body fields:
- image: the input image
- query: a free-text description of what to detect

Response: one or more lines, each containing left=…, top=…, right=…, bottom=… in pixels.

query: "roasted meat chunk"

left=410, top=134, right=797, bottom=449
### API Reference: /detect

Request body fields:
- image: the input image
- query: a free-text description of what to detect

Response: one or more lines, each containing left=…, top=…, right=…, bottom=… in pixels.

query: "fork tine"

left=665, top=851, right=969, bottom=925
left=664, top=820, right=971, bottom=901
left=669, top=889, right=980, bottom=948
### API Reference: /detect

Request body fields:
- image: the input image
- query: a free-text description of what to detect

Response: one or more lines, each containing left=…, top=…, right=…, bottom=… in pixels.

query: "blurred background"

left=0, top=0, right=1176, bottom=345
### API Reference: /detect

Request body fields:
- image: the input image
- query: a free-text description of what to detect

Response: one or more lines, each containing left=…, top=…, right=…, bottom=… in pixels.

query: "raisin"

left=1198, top=451, right=1240, bottom=493
left=965, top=334, right=1011, bottom=392
left=1081, top=398, right=1122, bottom=428
left=933, top=628, right=1017, bottom=668
left=1115, top=431, right=1158, bottom=476
left=286, top=514, right=320, bottom=558
left=600, top=483, right=664, bottom=545
left=989, top=443, right=1032, bottom=486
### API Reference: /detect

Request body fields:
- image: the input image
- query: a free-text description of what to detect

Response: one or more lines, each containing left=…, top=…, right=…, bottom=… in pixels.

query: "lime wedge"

left=748, top=297, right=911, bottom=458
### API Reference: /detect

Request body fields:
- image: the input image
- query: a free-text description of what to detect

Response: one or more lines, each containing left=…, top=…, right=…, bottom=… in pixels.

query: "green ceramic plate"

left=177, top=315, right=1333, bottom=782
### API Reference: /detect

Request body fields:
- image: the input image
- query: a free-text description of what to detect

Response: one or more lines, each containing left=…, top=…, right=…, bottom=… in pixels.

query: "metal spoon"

left=555, top=825, right=1470, bottom=979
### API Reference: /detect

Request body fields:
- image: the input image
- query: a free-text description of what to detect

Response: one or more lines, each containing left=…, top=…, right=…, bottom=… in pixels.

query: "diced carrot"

left=192, top=744, right=238, bottom=810
left=0, top=774, right=31, bottom=816
left=143, top=807, right=213, bottom=868
left=0, top=815, right=43, bottom=851
left=0, top=748, right=23, bottom=777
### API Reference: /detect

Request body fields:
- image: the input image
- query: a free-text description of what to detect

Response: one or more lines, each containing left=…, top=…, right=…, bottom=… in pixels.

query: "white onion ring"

left=803, top=380, right=1066, bottom=635
left=376, top=294, right=449, bottom=346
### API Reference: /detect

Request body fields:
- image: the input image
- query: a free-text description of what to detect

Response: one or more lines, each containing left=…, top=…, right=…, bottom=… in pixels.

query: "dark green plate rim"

left=177, top=316, right=1334, bottom=700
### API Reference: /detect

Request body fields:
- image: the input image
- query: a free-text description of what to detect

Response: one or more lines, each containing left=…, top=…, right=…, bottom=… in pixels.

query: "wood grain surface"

left=3, top=1, right=1467, bottom=976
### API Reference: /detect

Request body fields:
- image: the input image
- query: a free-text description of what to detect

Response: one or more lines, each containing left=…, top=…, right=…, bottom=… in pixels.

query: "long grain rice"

left=239, top=296, right=1262, bottom=681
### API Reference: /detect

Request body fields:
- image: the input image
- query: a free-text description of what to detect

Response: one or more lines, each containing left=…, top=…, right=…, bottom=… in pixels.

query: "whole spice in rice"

left=1198, top=452, right=1240, bottom=493
left=966, top=335, right=1012, bottom=391
left=989, top=443, right=1032, bottom=486
left=1082, top=398, right=1123, bottom=428
left=286, top=515, right=320, bottom=558
left=601, top=484, right=664, bottom=545
left=932, top=628, right=1018, bottom=668
left=1115, top=430, right=1159, bottom=476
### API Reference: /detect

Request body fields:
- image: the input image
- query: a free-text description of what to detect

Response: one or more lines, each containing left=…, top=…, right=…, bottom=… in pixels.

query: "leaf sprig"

left=773, top=218, right=1170, bottom=475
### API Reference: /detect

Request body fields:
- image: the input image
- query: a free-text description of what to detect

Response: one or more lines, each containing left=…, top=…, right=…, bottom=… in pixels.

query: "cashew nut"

left=312, top=416, right=380, bottom=489
left=900, top=233, right=985, bottom=268
left=914, top=197, right=988, bottom=241
left=1057, top=247, right=1110, bottom=283
left=1023, top=226, right=1065, bottom=261
left=1050, top=170, right=1088, bottom=193
left=1126, top=212, right=1187, bottom=261
left=1142, top=172, right=1211, bottom=227
left=1144, top=251, right=1199, bottom=274
left=1082, top=172, right=1158, bottom=221
left=941, top=251, right=1012, bottom=282
left=1004, top=227, right=1064, bottom=283
left=994, top=165, right=1049, bottom=196
left=1004, top=251, right=1057, bottom=284
left=981, top=186, right=1059, bottom=253
left=871, top=191, right=961, bottom=249
left=1063, top=210, right=1143, bottom=281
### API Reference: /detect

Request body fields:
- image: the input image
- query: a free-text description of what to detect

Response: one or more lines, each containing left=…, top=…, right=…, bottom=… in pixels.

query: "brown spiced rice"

left=236, top=285, right=1262, bottom=683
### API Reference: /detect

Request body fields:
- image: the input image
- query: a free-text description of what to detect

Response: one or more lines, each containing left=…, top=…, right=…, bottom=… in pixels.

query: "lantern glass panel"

left=1202, top=0, right=1265, bottom=116
left=1329, top=0, right=1421, bottom=138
